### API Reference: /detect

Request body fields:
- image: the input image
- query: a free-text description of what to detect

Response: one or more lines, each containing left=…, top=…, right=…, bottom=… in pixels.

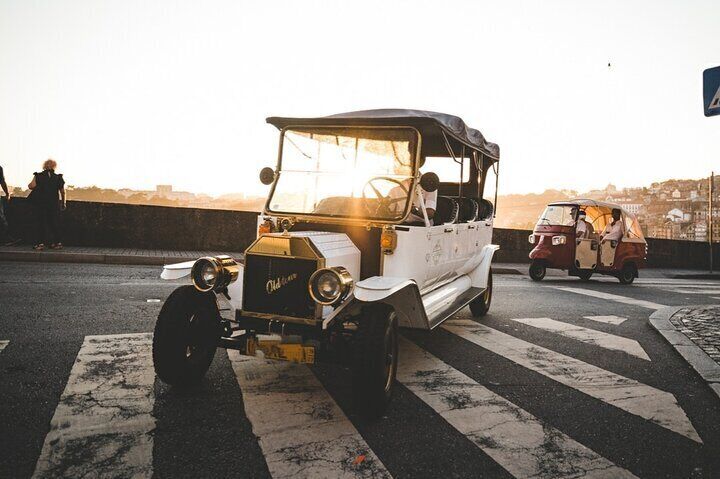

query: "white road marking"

left=442, top=320, right=702, bottom=443
left=552, top=286, right=666, bottom=310
left=227, top=351, right=390, bottom=479
left=584, top=315, right=628, bottom=325
left=0, top=340, right=8, bottom=353
left=508, top=317, right=650, bottom=361
left=398, top=338, right=638, bottom=479
left=660, top=288, right=720, bottom=295
left=32, top=333, right=155, bottom=479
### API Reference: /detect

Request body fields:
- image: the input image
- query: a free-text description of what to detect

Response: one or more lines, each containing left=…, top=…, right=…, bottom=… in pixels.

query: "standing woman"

left=28, top=158, right=66, bottom=250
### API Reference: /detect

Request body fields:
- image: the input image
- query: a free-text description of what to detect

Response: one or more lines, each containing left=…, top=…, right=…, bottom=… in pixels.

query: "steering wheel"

left=362, top=177, right=408, bottom=217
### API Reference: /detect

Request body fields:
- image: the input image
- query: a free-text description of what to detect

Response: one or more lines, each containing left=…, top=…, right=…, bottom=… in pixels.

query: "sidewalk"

left=491, top=262, right=719, bottom=279
left=0, top=244, right=244, bottom=266
left=650, top=306, right=720, bottom=400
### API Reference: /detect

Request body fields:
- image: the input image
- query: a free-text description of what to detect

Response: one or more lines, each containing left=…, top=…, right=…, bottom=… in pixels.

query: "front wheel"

left=529, top=261, right=546, bottom=281
left=153, top=285, right=221, bottom=387
left=352, top=306, right=398, bottom=418
left=470, top=269, right=493, bottom=317
left=618, top=263, right=636, bottom=285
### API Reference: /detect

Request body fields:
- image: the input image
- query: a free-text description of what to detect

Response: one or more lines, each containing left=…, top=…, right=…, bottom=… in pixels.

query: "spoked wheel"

left=153, top=286, right=221, bottom=387
left=352, top=305, right=398, bottom=419
left=618, top=263, right=636, bottom=285
left=470, top=269, right=493, bottom=317
left=529, top=261, right=546, bottom=281
left=578, top=270, right=593, bottom=281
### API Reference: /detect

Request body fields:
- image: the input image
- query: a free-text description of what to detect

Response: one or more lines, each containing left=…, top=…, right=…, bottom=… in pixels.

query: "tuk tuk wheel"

left=529, top=261, right=546, bottom=281
left=618, top=263, right=637, bottom=285
left=351, top=305, right=398, bottom=418
left=578, top=270, right=593, bottom=281
left=470, top=269, right=493, bottom=317
left=153, top=285, right=220, bottom=387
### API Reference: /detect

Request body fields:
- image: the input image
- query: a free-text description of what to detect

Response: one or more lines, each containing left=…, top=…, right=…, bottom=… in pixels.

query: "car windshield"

left=538, top=205, right=576, bottom=226
left=268, top=127, right=417, bottom=221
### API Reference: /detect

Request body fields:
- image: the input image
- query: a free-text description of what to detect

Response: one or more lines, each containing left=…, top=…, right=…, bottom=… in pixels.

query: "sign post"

left=704, top=68, right=719, bottom=272
left=711, top=172, right=715, bottom=273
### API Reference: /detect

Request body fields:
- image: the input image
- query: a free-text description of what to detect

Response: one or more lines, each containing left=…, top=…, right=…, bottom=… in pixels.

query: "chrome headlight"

left=308, top=266, right=353, bottom=305
left=191, top=255, right=239, bottom=293
left=551, top=235, right=567, bottom=246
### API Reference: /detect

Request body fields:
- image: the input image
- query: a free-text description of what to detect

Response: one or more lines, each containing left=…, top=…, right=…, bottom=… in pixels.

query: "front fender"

left=160, top=260, right=196, bottom=280
left=355, top=277, right=429, bottom=329
left=469, top=244, right=499, bottom=288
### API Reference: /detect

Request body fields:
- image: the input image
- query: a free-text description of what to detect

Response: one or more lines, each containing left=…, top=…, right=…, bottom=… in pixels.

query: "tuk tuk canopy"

left=266, top=109, right=500, bottom=161
left=550, top=199, right=646, bottom=242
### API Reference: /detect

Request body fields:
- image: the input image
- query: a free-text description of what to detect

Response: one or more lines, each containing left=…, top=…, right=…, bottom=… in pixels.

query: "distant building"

left=156, top=185, right=173, bottom=197
left=671, top=189, right=681, bottom=199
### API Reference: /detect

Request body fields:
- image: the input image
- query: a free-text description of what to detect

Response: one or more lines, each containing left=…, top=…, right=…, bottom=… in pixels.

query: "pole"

left=710, top=172, right=714, bottom=273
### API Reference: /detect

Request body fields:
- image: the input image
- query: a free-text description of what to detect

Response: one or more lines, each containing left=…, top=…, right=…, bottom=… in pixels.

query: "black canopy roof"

left=266, top=109, right=499, bottom=161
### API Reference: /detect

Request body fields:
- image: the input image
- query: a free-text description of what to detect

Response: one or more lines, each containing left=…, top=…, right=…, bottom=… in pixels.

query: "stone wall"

left=5, top=197, right=718, bottom=268
left=4, top=197, right=259, bottom=251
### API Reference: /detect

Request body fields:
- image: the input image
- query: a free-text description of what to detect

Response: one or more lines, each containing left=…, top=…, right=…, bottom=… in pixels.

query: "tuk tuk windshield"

left=538, top=205, right=577, bottom=227
left=268, top=127, right=417, bottom=221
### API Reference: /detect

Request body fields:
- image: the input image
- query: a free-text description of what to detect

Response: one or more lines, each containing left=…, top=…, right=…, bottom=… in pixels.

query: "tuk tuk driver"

left=601, top=208, right=625, bottom=242
left=576, top=210, right=593, bottom=239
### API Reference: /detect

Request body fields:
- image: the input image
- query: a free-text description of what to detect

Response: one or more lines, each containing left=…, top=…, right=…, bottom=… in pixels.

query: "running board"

left=427, top=287, right=484, bottom=330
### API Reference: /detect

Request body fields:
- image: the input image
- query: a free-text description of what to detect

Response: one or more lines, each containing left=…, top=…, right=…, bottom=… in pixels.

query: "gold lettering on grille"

left=266, top=273, right=298, bottom=294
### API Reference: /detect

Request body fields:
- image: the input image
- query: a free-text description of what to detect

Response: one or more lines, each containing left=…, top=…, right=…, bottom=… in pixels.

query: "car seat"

left=434, top=197, right=459, bottom=224
left=477, top=199, right=494, bottom=221
left=458, top=197, right=479, bottom=222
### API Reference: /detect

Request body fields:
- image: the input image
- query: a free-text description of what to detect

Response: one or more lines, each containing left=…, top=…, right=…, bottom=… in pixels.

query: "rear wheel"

left=352, top=306, right=398, bottom=418
left=578, top=270, right=593, bottom=281
left=470, top=269, right=493, bottom=317
left=618, top=263, right=636, bottom=285
left=529, top=261, right=546, bottom=281
left=153, top=285, right=220, bottom=387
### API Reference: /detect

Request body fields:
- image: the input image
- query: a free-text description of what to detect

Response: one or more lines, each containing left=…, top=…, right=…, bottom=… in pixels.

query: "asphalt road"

left=1, top=261, right=719, bottom=478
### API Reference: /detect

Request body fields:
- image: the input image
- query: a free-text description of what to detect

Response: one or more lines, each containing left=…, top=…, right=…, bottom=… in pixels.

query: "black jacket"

left=31, top=170, right=64, bottom=206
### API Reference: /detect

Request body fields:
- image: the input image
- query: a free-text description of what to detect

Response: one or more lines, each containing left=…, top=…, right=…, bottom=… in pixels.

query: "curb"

left=0, top=251, right=188, bottom=267
left=649, top=306, right=720, bottom=400
left=666, top=273, right=720, bottom=280
left=493, top=267, right=524, bottom=275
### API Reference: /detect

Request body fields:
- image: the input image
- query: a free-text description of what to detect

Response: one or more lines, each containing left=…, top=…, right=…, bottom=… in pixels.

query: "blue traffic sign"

left=704, top=66, right=720, bottom=117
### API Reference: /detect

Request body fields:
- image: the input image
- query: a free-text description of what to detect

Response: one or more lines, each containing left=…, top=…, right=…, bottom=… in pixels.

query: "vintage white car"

left=154, top=109, right=500, bottom=417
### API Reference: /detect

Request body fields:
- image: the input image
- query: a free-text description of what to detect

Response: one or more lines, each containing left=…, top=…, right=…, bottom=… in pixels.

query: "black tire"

left=618, top=263, right=636, bottom=285
left=578, top=270, right=593, bottom=281
left=153, top=285, right=220, bottom=387
left=352, top=305, right=398, bottom=418
left=529, top=261, right=546, bottom=281
left=470, top=269, right=493, bottom=317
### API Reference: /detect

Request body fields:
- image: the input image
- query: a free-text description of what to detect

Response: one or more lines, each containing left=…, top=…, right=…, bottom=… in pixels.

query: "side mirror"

left=259, top=167, right=276, bottom=185
left=419, top=172, right=439, bottom=192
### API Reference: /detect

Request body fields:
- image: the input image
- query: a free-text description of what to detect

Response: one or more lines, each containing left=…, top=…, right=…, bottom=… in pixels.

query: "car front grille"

left=242, top=254, right=319, bottom=319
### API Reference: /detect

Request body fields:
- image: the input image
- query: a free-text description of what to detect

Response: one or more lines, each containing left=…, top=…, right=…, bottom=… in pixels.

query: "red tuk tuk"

left=528, top=200, right=647, bottom=283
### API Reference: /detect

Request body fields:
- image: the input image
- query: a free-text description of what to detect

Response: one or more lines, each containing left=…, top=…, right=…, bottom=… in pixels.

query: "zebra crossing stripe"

left=0, top=340, right=8, bottom=352
left=661, top=288, right=720, bottom=295
left=397, top=338, right=638, bottom=479
left=508, top=317, right=650, bottom=361
left=584, top=315, right=628, bottom=325
left=227, top=351, right=391, bottom=479
left=32, top=333, right=155, bottom=479
left=552, top=286, right=666, bottom=310
left=442, top=320, right=702, bottom=443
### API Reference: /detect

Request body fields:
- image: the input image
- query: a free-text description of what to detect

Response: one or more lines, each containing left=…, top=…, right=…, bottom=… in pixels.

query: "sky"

left=0, top=0, right=717, bottom=197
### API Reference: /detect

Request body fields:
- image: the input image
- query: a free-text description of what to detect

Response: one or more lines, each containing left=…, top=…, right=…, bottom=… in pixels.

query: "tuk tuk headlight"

left=309, top=266, right=353, bottom=305
left=528, top=234, right=535, bottom=244
left=552, top=235, right=567, bottom=246
left=191, top=255, right=239, bottom=293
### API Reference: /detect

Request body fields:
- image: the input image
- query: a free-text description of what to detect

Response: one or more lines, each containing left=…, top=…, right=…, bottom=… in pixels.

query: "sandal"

left=33, top=244, right=45, bottom=250
left=50, top=243, right=63, bottom=250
